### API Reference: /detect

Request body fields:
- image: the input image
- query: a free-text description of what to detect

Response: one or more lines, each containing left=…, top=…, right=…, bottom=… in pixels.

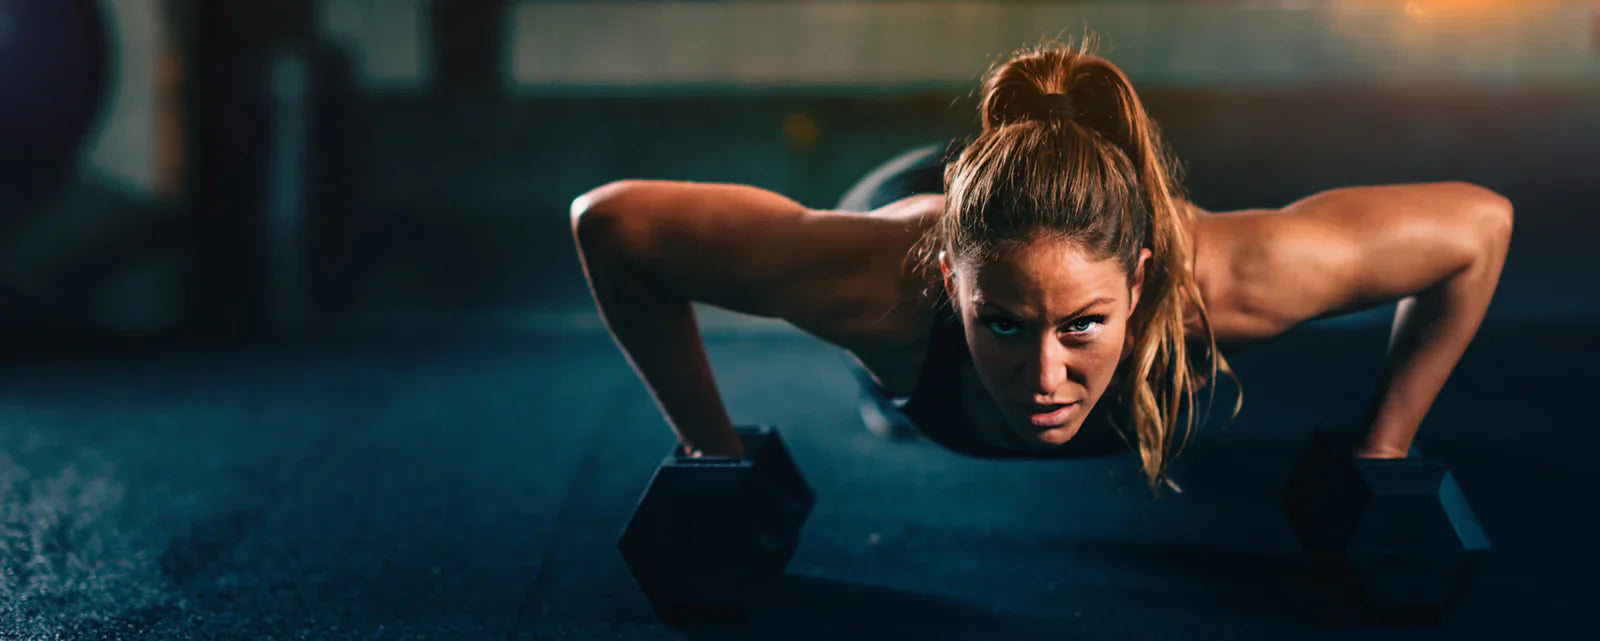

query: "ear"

left=1122, top=249, right=1153, bottom=364
left=938, top=250, right=957, bottom=296
left=1127, top=248, right=1153, bottom=312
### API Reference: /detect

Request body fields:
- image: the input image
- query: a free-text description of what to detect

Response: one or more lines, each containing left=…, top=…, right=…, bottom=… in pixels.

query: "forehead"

left=965, top=239, right=1125, bottom=304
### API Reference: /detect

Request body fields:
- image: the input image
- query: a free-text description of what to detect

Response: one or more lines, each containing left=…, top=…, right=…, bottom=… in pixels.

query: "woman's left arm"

left=1208, top=182, right=1514, bottom=458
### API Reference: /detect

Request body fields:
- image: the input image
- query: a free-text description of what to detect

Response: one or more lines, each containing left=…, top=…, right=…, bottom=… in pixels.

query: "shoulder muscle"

left=573, top=180, right=929, bottom=341
left=1195, top=182, right=1502, bottom=343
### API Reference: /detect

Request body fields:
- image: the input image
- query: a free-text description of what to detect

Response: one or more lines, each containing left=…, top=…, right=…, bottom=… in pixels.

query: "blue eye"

left=985, top=318, right=1020, bottom=336
left=1066, top=317, right=1103, bottom=334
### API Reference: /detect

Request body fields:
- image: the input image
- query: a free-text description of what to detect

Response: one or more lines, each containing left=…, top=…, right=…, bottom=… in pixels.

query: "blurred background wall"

left=4, top=0, right=1598, bottom=341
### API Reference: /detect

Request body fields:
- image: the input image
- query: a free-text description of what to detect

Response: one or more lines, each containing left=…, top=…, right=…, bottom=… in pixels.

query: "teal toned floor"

left=0, top=319, right=1592, bottom=639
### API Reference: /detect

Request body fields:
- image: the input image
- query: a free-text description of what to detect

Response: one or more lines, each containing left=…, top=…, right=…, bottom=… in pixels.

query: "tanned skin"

left=572, top=180, right=1512, bottom=460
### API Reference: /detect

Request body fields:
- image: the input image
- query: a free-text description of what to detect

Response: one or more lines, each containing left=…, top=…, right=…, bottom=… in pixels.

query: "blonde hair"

left=910, top=37, right=1242, bottom=491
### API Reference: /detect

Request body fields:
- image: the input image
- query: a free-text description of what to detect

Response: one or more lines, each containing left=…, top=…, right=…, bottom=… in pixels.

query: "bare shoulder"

left=1188, top=182, right=1507, bottom=347
left=744, top=200, right=943, bottom=365
left=1188, top=205, right=1284, bottom=345
left=575, top=180, right=940, bottom=348
left=829, top=193, right=946, bottom=338
left=832, top=193, right=948, bottom=394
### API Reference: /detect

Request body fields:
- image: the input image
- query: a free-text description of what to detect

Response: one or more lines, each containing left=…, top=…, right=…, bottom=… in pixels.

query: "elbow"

left=1451, top=182, right=1514, bottom=250
left=571, top=180, right=649, bottom=252
left=1484, top=189, right=1514, bottom=248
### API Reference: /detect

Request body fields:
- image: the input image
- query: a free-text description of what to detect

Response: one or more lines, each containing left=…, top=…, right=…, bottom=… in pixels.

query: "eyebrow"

left=978, top=297, right=1114, bottom=325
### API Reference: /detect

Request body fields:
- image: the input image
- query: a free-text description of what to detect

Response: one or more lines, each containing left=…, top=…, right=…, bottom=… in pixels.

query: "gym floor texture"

left=0, top=314, right=1593, bottom=640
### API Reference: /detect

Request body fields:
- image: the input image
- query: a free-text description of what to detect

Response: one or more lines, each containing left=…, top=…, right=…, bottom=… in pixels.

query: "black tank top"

left=897, top=287, right=1134, bottom=459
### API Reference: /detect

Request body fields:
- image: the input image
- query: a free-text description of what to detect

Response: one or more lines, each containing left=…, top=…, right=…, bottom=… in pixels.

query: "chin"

left=1014, top=419, right=1084, bottom=448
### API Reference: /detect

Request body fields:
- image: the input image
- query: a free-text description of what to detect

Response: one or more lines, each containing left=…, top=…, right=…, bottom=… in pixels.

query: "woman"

left=570, top=42, right=1513, bottom=491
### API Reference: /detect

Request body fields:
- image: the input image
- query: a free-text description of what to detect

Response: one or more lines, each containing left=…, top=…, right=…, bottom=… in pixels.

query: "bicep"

left=572, top=180, right=908, bottom=338
left=1215, top=182, right=1499, bottom=339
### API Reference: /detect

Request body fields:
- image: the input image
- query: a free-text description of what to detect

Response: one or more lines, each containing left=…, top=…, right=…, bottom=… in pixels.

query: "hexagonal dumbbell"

left=617, top=426, right=815, bottom=624
left=1281, top=427, right=1491, bottom=620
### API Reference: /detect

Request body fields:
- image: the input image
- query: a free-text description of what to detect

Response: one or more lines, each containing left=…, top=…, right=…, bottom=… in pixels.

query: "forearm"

left=575, top=227, right=745, bottom=459
left=1355, top=231, right=1510, bottom=458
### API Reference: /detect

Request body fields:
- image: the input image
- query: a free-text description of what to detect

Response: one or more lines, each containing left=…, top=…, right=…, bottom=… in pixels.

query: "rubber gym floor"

left=0, top=310, right=1593, bottom=640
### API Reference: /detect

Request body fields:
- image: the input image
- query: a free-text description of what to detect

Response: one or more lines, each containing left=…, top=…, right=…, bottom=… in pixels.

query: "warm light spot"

left=1405, top=2, right=1427, bottom=18
left=783, top=112, right=820, bottom=152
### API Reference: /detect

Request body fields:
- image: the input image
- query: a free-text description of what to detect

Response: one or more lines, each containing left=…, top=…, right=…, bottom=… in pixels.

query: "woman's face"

left=941, top=238, right=1150, bottom=448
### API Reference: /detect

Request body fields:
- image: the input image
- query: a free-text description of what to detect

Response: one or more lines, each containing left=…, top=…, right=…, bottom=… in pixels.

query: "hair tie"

left=1035, top=93, right=1078, bottom=119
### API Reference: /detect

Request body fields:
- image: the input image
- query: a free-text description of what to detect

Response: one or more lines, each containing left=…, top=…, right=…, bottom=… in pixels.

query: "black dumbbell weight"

left=617, top=425, right=815, bottom=624
left=1281, top=427, right=1491, bottom=621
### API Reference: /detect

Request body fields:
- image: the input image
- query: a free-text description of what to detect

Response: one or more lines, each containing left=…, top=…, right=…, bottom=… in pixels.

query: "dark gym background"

left=1, top=0, right=1596, bottom=638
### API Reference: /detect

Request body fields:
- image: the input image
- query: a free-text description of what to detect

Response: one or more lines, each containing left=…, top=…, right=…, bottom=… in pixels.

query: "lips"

left=1022, top=402, right=1081, bottom=427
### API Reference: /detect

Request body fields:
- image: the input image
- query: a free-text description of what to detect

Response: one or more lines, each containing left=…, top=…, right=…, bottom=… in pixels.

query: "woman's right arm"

left=570, top=180, right=916, bottom=458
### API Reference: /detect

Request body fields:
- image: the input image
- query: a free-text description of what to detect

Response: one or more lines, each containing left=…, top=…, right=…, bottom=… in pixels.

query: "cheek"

left=1079, top=343, right=1125, bottom=388
left=1092, top=326, right=1132, bottom=377
left=1097, top=324, right=1131, bottom=360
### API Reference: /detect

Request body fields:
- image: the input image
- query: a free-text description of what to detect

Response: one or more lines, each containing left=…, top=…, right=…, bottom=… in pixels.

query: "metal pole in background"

left=169, top=0, right=356, bottom=338
left=429, top=0, right=509, bottom=105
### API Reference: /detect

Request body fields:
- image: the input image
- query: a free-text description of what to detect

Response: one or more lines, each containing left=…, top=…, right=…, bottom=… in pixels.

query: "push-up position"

left=570, top=42, right=1512, bottom=491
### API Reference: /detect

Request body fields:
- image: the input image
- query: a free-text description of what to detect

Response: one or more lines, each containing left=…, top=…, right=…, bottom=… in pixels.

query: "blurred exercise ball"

left=0, top=0, right=109, bottom=207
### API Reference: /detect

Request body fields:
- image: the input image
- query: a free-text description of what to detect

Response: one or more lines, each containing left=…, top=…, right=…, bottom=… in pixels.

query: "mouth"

left=1020, top=402, right=1081, bottom=428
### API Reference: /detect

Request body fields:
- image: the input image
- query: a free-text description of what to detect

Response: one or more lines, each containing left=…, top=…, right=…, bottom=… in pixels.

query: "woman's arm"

left=1202, top=182, right=1514, bottom=457
left=571, top=180, right=916, bottom=458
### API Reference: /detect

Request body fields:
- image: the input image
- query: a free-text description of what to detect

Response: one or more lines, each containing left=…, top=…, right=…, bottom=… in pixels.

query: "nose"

left=1022, top=338, right=1074, bottom=401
